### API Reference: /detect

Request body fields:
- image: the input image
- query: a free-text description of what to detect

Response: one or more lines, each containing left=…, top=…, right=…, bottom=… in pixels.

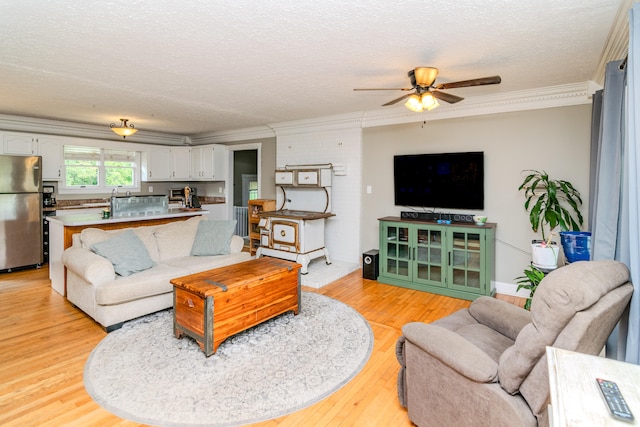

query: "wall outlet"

left=218, top=187, right=223, bottom=193
left=148, top=186, right=153, bottom=193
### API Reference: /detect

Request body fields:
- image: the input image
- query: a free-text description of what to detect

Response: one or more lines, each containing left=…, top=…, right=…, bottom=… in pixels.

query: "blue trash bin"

left=560, top=231, right=592, bottom=263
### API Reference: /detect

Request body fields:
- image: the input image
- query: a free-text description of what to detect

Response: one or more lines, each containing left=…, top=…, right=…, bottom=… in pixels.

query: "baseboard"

left=494, top=281, right=531, bottom=298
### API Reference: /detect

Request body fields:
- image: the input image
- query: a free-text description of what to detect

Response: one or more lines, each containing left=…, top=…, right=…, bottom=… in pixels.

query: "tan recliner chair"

left=396, top=260, right=634, bottom=427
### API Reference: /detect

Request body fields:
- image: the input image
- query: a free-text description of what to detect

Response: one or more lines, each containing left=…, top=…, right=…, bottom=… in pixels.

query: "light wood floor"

left=0, top=266, right=524, bottom=427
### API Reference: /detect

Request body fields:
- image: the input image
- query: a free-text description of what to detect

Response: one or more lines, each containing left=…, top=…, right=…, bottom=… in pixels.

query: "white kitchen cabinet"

left=171, top=147, right=191, bottom=180
left=38, top=138, right=64, bottom=180
left=191, top=146, right=215, bottom=181
left=141, top=146, right=171, bottom=181
left=190, top=144, right=227, bottom=181
left=213, top=144, right=228, bottom=180
left=3, top=132, right=38, bottom=155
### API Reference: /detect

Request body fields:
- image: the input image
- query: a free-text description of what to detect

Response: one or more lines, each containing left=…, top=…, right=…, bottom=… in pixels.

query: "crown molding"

left=0, top=81, right=595, bottom=145
left=188, top=125, right=276, bottom=144
left=591, top=0, right=633, bottom=84
left=205, top=81, right=595, bottom=139
left=360, top=81, right=595, bottom=128
left=0, top=114, right=188, bottom=145
left=269, top=112, right=366, bottom=136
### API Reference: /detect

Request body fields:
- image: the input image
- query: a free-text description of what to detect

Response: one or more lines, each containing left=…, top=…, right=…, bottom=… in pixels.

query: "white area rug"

left=300, top=259, right=360, bottom=288
left=84, top=292, right=373, bottom=427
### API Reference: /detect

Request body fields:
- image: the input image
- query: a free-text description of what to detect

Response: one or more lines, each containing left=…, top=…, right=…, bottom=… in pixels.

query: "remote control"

left=596, top=378, right=634, bottom=422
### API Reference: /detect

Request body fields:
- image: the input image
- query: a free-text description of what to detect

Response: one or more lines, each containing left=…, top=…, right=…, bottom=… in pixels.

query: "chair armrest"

left=62, top=247, right=115, bottom=286
left=469, top=296, right=531, bottom=341
left=402, top=322, right=498, bottom=383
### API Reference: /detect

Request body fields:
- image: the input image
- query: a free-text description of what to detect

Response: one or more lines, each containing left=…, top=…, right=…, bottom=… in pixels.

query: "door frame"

left=226, top=143, right=261, bottom=219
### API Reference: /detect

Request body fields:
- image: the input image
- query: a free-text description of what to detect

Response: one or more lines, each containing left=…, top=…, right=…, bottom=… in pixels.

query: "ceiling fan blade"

left=353, top=88, right=413, bottom=91
left=434, top=75, right=502, bottom=90
left=383, top=93, right=413, bottom=106
left=432, top=90, right=464, bottom=104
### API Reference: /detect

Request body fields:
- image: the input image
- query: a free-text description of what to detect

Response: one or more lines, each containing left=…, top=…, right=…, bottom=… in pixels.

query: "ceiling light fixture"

left=404, top=92, right=440, bottom=112
left=110, top=118, right=138, bottom=139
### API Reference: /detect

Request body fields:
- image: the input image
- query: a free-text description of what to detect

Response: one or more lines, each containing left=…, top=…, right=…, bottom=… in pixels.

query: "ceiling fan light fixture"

left=421, top=93, right=439, bottom=110
left=110, top=118, right=138, bottom=139
left=404, top=94, right=424, bottom=112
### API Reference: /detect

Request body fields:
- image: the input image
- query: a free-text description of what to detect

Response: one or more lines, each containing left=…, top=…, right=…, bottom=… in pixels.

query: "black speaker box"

left=400, top=211, right=476, bottom=223
left=362, top=249, right=379, bottom=280
left=400, top=211, right=439, bottom=221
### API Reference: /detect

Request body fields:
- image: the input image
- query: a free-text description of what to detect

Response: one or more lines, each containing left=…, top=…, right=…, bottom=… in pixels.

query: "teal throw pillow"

left=191, top=220, right=237, bottom=256
left=91, top=230, right=155, bottom=276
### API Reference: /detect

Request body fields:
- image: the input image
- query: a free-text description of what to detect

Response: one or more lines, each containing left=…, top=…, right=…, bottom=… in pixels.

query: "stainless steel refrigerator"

left=0, top=155, right=43, bottom=271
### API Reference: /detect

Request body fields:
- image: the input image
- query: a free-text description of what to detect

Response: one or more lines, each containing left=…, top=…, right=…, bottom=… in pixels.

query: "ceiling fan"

left=354, top=67, right=501, bottom=112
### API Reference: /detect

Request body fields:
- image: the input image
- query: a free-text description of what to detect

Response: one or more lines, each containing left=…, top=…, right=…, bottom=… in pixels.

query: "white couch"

left=62, top=216, right=251, bottom=331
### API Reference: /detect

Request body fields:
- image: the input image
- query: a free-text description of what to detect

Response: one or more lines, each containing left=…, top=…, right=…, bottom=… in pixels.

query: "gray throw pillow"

left=91, top=230, right=156, bottom=276
left=191, top=220, right=237, bottom=256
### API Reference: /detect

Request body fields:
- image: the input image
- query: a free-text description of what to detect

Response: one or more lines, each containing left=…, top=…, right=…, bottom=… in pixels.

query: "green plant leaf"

left=518, top=170, right=584, bottom=239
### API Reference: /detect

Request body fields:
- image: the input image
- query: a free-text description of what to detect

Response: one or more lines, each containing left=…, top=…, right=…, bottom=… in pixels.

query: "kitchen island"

left=47, top=209, right=208, bottom=296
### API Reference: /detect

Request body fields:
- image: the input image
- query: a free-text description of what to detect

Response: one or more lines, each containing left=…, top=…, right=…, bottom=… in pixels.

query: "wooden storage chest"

left=170, top=257, right=301, bottom=356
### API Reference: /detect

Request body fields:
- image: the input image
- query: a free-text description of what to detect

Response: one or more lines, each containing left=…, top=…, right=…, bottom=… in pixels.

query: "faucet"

left=110, top=188, right=118, bottom=217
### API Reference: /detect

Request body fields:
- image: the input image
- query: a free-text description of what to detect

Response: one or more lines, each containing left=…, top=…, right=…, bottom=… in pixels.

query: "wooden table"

left=170, top=257, right=301, bottom=356
left=547, top=346, right=640, bottom=426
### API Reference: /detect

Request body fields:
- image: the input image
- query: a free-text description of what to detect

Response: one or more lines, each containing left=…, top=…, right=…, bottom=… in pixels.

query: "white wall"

left=361, top=104, right=592, bottom=285
left=276, top=127, right=362, bottom=264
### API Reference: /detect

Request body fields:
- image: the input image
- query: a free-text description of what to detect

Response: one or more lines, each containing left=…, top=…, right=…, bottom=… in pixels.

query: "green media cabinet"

left=378, top=217, right=496, bottom=301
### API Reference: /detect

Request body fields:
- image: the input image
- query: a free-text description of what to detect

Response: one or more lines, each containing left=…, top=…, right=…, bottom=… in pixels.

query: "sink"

left=82, top=202, right=110, bottom=207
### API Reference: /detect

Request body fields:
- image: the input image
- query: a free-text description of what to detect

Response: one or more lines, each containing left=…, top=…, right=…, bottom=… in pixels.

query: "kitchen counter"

left=52, top=196, right=225, bottom=210
left=47, top=209, right=208, bottom=296
left=46, top=208, right=207, bottom=227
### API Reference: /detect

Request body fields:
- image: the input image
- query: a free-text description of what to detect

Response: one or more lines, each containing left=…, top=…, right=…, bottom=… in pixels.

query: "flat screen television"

left=394, top=151, right=484, bottom=210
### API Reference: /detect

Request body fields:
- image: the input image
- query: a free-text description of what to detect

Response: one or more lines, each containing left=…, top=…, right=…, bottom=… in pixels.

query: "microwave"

left=170, top=187, right=197, bottom=202
left=169, top=188, right=184, bottom=201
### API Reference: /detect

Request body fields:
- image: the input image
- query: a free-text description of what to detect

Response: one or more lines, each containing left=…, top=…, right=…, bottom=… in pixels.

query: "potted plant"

left=515, top=264, right=545, bottom=310
left=518, top=170, right=584, bottom=269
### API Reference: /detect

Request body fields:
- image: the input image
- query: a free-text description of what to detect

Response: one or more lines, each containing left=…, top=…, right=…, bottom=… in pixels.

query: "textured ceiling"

left=0, top=0, right=626, bottom=136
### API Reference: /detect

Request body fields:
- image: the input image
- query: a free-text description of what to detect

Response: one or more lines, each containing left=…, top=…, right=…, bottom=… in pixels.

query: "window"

left=248, top=179, right=258, bottom=200
left=63, top=145, right=140, bottom=193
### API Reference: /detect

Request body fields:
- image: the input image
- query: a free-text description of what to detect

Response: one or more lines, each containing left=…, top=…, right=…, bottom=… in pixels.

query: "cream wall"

left=361, top=104, right=592, bottom=286
left=277, top=127, right=362, bottom=263
left=223, top=137, right=277, bottom=200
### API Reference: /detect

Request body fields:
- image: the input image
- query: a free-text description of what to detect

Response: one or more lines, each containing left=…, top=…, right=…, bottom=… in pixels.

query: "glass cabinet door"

left=449, top=229, right=484, bottom=294
left=413, top=227, right=446, bottom=287
left=381, top=223, right=410, bottom=280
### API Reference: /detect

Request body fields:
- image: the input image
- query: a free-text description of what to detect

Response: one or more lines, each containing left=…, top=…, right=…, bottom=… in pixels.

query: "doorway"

left=230, top=148, right=259, bottom=241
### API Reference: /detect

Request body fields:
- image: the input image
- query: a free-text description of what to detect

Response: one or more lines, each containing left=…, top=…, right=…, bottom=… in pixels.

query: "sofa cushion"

left=80, top=225, right=161, bottom=263
left=95, top=264, right=189, bottom=305
left=154, top=216, right=203, bottom=261
left=191, top=220, right=237, bottom=256
left=432, top=309, right=515, bottom=363
left=90, top=230, right=156, bottom=277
